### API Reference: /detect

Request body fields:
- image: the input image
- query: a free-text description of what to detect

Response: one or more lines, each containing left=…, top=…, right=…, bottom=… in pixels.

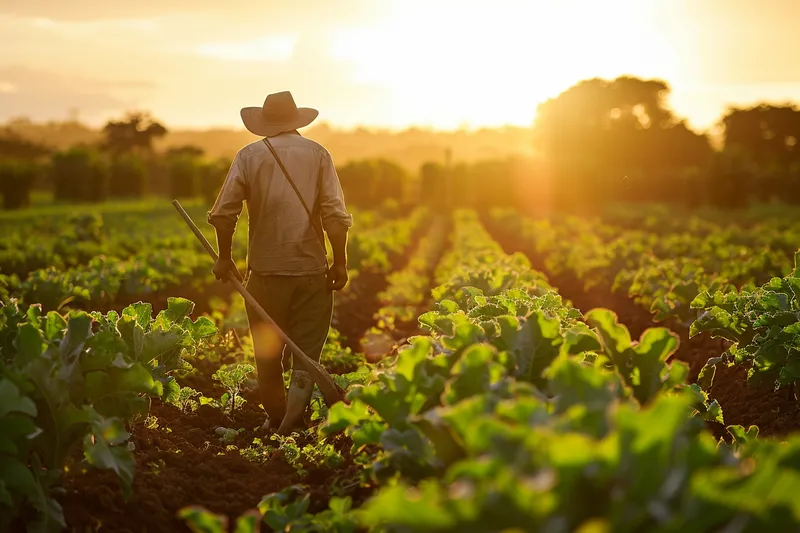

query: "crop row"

left=359, top=215, right=450, bottom=358
left=490, top=210, right=800, bottom=394
left=0, top=297, right=219, bottom=531
left=0, top=205, right=422, bottom=313
left=181, top=211, right=800, bottom=532
left=0, top=200, right=396, bottom=279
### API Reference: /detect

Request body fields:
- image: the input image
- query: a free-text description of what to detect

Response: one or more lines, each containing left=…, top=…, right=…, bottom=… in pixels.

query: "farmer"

left=207, top=91, right=352, bottom=432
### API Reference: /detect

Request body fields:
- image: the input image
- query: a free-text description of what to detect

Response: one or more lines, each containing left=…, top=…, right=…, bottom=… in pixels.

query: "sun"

left=329, top=0, right=677, bottom=129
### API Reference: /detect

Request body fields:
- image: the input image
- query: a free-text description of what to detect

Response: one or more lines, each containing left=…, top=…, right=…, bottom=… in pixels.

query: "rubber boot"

left=260, top=393, right=287, bottom=433
left=276, top=369, right=313, bottom=435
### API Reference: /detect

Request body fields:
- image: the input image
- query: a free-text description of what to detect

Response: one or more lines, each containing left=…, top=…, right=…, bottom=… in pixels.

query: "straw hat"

left=240, top=91, right=319, bottom=137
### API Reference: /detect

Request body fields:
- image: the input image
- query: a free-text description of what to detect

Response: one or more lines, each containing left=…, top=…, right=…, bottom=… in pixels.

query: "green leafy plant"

left=215, top=427, right=244, bottom=444
left=268, top=433, right=344, bottom=477
left=0, top=296, right=216, bottom=531
left=691, top=251, right=800, bottom=391
left=167, top=386, right=201, bottom=413
left=212, top=364, right=255, bottom=415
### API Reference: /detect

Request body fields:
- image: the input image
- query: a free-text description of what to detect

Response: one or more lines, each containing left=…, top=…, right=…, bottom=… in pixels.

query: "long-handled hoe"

left=171, top=200, right=347, bottom=433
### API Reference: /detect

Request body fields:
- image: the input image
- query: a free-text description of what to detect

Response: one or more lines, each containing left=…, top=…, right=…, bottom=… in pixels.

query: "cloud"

left=1, top=0, right=380, bottom=24
left=195, top=35, right=298, bottom=62
left=0, top=66, right=141, bottom=122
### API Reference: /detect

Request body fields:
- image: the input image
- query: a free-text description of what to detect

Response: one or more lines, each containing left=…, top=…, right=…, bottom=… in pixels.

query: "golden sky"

left=2, top=0, right=799, bottom=131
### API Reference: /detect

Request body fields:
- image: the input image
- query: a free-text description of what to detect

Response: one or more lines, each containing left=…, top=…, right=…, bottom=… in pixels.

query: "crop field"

left=3, top=200, right=800, bottom=532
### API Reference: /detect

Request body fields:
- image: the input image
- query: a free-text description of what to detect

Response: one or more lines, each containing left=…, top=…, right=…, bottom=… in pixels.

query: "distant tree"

left=372, top=159, right=406, bottom=202
left=166, top=145, right=205, bottom=198
left=199, top=157, right=233, bottom=205
left=419, top=162, right=446, bottom=208
left=0, top=132, right=50, bottom=209
left=52, top=146, right=109, bottom=203
left=337, top=160, right=376, bottom=207
left=0, top=132, right=51, bottom=160
left=166, top=145, right=205, bottom=159
left=719, top=104, right=800, bottom=204
left=102, top=112, right=167, bottom=155
left=0, top=159, right=39, bottom=209
left=535, top=76, right=712, bottom=209
left=722, top=104, right=800, bottom=165
left=337, top=158, right=409, bottom=208
left=703, top=146, right=757, bottom=208
left=109, top=153, right=147, bottom=198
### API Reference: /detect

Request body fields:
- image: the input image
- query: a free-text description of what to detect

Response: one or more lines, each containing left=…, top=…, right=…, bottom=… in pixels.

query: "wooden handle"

left=171, top=200, right=345, bottom=407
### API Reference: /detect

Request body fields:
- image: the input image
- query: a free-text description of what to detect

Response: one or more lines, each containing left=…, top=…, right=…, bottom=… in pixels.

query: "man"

left=207, top=91, right=352, bottom=432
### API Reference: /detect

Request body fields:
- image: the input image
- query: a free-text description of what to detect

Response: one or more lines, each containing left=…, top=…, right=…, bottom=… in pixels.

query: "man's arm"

left=318, top=150, right=353, bottom=290
left=207, top=154, right=246, bottom=282
left=326, top=223, right=349, bottom=290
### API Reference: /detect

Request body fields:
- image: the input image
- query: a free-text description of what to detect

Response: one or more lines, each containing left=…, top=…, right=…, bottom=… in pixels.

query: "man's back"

left=208, top=132, right=352, bottom=276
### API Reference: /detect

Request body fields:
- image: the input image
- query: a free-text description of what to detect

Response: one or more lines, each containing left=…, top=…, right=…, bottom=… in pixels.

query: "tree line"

left=0, top=113, right=231, bottom=209
left=2, top=75, right=800, bottom=210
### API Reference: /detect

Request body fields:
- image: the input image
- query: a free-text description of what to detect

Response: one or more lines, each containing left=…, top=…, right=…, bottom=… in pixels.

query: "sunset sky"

left=2, top=0, right=799, bottom=132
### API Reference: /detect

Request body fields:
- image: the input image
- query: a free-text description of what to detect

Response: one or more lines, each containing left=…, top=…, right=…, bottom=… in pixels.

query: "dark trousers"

left=244, top=273, right=333, bottom=421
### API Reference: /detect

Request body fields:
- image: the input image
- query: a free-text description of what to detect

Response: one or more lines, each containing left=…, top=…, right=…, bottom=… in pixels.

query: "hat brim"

left=240, top=106, right=319, bottom=137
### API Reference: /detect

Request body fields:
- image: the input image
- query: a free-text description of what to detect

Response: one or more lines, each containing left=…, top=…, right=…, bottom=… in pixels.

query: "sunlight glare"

left=330, top=0, right=676, bottom=128
left=196, top=35, right=298, bottom=62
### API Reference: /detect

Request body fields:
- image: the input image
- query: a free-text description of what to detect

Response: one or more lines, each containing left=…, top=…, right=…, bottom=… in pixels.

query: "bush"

left=52, top=147, right=109, bottom=203
left=109, top=154, right=147, bottom=198
left=337, top=158, right=408, bottom=208
left=0, top=159, right=39, bottom=209
left=168, top=154, right=199, bottom=198
left=198, top=158, right=232, bottom=204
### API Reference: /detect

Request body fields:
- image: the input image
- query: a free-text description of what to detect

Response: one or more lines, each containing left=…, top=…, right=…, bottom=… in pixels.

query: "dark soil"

left=60, top=353, right=372, bottom=533
left=60, top=227, right=435, bottom=531
left=484, top=217, right=800, bottom=438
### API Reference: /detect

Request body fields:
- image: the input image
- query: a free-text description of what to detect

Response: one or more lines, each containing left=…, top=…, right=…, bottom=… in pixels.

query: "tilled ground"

left=485, top=218, right=800, bottom=438
left=60, top=352, right=372, bottom=533
left=60, top=226, right=439, bottom=532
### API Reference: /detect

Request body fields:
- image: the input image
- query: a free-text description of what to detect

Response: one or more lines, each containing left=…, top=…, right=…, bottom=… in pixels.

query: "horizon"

left=2, top=0, right=800, bottom=132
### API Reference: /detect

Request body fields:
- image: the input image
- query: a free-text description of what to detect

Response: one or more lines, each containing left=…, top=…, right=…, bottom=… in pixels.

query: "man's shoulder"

left=291, top=135, right=331, bottom=158
left=237, top=139, right=267, bottom=159
left=236, top=135, right=331, bottom=163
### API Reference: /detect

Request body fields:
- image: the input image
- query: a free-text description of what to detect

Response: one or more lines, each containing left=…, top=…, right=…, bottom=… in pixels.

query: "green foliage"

left=168, top=152, right=203, bottom=198
left=51, top=146, right=109, bottom=203
left=109, top=153, right=147, bottom=198
left=166, top=386, right=201, bottom=413
left=491, top=205, right=800, bottom=396
left=268, top=433, right=344, bottom=477
left=315, top=211, right=800, bottom=532
left=337, top=158, right=407, bottom=208
left=0, top=296, right=216, bottom=531
left=0, top=159, right=39, bottom=210
left=691, top=252, right=800, bottom=390
left=212, top=364, right=255, bottom=414
left=215, top=427, right=244, bottom=444
left=178, top=506, right=261, bottom=533
left=180, top=487, right=358, bottom=533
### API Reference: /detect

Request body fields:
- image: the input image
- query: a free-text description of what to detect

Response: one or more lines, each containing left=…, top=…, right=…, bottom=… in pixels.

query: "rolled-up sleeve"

left=319, top=150, right=353, bottom=232
left=207, top=153, right=247, bottom=233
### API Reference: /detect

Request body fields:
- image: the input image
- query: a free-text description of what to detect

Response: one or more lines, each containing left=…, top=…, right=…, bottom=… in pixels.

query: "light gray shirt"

left=207, top=132, right=352, bottom=276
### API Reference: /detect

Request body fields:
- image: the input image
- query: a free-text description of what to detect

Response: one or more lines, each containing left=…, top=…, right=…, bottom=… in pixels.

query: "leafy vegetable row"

left=490, top=208, right=796, bottom=326
left=358, top=215, right=450, bottom=357
left=692, top=252, right=800, bottom=391
left=490, top=210, right=800, bottom=391
left=0, top=297, right=217, bottom=532
left=0, top=203, right=415, bottom=312
left=182, top=211, right=800, bottom=533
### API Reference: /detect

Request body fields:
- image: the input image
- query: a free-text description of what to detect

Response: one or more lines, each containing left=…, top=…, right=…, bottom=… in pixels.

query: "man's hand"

left=327, top=263, right=348, bottom=291
left=213, top=256, right=243, bottom=282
